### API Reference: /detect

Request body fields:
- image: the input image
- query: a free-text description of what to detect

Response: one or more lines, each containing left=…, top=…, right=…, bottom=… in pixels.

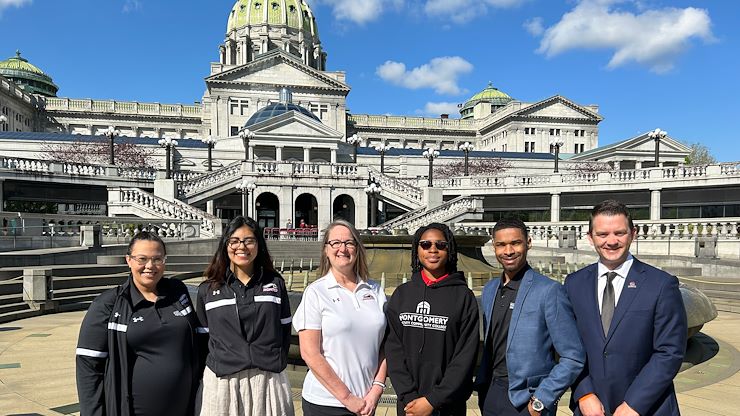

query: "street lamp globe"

left=104, top=126, right=120, bottom=165
left=375, top=143, right=393, bottom=173
left=238, top=128, right=255, bottom=161
left=548, top=137, right=565, bottom=173
left=648, top=128, right=668, bottom=167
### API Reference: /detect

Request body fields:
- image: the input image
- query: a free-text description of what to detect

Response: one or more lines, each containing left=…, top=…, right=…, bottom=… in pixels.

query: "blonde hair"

left=318, top=220, right=369, bottom=280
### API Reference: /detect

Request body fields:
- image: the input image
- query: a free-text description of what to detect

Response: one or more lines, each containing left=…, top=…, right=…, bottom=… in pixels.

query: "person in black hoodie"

left=385, top=223, right=480, bottom=416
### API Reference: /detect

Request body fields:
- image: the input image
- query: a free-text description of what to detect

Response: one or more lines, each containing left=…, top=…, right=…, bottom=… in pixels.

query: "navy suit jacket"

left=564, top=258, right=687, bottom=416
left=475, top=268, right=585, bottom=412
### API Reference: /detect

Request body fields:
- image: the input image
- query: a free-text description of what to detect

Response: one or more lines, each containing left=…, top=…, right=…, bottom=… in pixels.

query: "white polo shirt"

left=293, top=271, right=387, bottom=407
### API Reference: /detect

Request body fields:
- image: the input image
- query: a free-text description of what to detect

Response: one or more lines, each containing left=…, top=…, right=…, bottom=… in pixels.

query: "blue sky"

left=1, top=0, right=738, bottom=161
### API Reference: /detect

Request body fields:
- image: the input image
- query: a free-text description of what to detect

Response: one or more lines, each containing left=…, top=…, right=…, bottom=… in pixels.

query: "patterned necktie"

left=601, top=271, right=617, bottom=337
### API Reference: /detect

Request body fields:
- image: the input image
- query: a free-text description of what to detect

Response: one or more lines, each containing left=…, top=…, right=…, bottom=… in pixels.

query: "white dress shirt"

left=596, top=254, right=634, bottom=313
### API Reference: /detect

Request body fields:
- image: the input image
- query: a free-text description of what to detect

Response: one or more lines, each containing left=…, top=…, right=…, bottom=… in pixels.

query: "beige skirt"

left=200, top=366, right=295, bottom=416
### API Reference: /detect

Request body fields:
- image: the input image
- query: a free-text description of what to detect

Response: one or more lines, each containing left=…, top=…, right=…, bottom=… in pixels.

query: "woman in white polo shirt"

left=293, top=219, right=387, bottom=416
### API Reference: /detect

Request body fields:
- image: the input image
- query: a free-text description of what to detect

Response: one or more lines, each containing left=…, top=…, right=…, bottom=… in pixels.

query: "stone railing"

left=368, top=167, right=423, bottom=209
left=63, top=163, right=107, bottom=176
left=1, top=156, right=51, bottom=173
left=349, top=114, right=476, bottom=130
left=720, top=162, right=740, bottom=175
left=110, top=188, right=221, bottom=238
left=172, top=170, right=204, bottom=182
left=42, top=97, right=203, bottom=118
left=178, top=161, right=242, bottom=198
left=380, top=196, right=483, bottom=232
left=116, top=167, right=157, bottom=181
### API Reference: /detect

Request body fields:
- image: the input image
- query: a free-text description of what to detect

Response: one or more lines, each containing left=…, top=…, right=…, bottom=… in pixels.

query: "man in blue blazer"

left=476, top=217, right=585, bottom=416
left=564, top=200, right=687, bottom=416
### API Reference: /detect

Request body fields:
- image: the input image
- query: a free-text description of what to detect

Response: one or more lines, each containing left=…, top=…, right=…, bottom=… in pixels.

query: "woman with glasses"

left=293, top=219, right=387, bottom=416
left=196, top=216, right=294, bottom=416
left=76, top=231, right=203, bottom=416
left=385, top=223, right=480, bottom=416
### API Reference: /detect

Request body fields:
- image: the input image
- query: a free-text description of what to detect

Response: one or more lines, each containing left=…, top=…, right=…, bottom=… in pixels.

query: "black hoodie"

left=385, top=271, right=480, bottom=415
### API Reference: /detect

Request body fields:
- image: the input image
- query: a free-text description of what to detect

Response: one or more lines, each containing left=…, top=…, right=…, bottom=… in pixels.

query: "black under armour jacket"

left=385, top=271, right=480, bottom=415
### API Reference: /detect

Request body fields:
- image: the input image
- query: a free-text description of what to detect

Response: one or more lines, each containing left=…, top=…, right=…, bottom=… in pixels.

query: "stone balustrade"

left=349, top=114, right=476, bottom=131
left=116, top=167, right=157, bottom=181
left=62, top=163, right=107, bottom=176
left=111, top=188, right=221, bottom=238
left=42, top=97, right=202, bottom=118
left=368, top=167, right=423, bottom=209
left=178, top=161, right=242, bottom=198
left=381, top=196, right=483, bottom=232
left=1, top=156, right=51, bottom=173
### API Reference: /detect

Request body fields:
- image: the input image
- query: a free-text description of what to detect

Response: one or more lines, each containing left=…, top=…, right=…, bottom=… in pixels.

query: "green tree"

left=684, top=142, right=717, bottom=165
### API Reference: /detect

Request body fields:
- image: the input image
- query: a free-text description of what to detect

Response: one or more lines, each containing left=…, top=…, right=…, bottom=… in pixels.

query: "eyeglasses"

left=326, top=239, right=358, bottom=249
left=128, top=256, right=166, bottom=266
left=228, top=237, right=258, bottom=249
left=418, top=240, right=449, bottom=251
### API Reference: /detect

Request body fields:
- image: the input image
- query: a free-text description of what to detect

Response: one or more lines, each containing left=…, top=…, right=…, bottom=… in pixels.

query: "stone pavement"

left=1, top=311, right=739, bottom=415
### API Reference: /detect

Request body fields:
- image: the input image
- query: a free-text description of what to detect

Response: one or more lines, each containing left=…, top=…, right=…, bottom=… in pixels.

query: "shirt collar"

left=501, top=263, right=530, bottom=289
left=325, top=270, right=369, bottom=290
left=597, top=253, right=634, bottom=279
left=129, top=277, right=166, bottom=307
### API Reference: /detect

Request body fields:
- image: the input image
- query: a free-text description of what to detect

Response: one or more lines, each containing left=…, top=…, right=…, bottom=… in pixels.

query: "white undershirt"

left=596, top=254, right=634, bottom=313
left=293, top=270, right=387, bottom=407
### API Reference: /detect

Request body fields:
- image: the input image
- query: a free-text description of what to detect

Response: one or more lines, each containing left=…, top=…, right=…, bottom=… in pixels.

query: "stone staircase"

left=379, top=195, right=484, bottom=232
left=368, top=167, right=424, bottom=210
left=177, top=161, right=242, bottom=205
left=108, top=187, right=222, bottom=238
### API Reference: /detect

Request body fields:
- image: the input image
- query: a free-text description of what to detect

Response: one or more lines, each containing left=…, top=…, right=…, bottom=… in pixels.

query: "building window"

left=229, top=99, right=249, bottom=116
left=524, top=127, right=535, bottom=135
left=309, top=103, right=329, bottom=120
left=574, top=129, right=586, bottom=137
left=574, top=143, right=585, bottom=153
left=230, top=126, right=239, bottom=136
left=549, top=128, right=561, bottom=136
left=525, top=141, right=536, bottom=152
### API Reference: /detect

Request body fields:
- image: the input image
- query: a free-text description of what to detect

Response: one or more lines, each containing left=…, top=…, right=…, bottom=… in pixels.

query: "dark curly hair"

left=204, top=216, right=276, bottom=288
left=411, top=222, right=458, bottom=274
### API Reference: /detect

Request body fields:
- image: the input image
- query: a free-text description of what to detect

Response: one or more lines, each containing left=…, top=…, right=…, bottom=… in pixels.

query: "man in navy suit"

left=476, top=217, right=585, bottom=416
left=564, top=200, right=687, bottom=416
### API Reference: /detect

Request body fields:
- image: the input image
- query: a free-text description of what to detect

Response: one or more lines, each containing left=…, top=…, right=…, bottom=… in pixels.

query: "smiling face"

left=493, top=227, right=531, bottom=281
left=324, top=225, right=357, bottom=274
left=417, top=228, right=449, bottom=278
left=126, top=240, right=166, bottom=293
left=588, top=213, right=636, bottom=270
left=227, top=225, right=259, bottom=277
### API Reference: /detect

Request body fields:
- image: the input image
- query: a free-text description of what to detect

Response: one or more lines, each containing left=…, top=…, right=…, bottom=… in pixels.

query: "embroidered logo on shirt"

left=179, top=294, right=190, bottom=305
left=213, top=290, right=220, bottom=296
left=332, top=297, right=341, bottom=303
left=113, top=312, right=120, bottom=318
left=132, top=316, right=144, bottom=323
left=262, top=283, right=279, bottom=293
left=362, top=293, right=375, bottom=301
left=399, top=301, right=449, bottom=332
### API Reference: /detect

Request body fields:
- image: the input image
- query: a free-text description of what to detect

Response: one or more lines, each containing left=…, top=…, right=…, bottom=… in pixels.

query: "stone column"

left=330, top=149, right=337, bottom=164
left=635, top=160, right=642, bottom=169
left=650, top=189, right=661, bottom=220
left=207, top=200, right=215, bottom=216
left=303, top=148, right=310, bottom=162
left=276, top=146, right=283, bottom=162
left=318, top=188, right=332, bottom=230
left=550, top=192, right=561, bottom=222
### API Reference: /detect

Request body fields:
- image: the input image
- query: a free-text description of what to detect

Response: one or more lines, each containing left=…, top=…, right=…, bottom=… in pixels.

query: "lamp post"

left=0, top=114, right=7, bottom=131
left=238, top=128, right=255, bottom=162
left=235, top=179, right=257, bottom=218
left=104, top=126, right=120, bottom=165
left=648, top=128, right=667, bottom=167
left=364, top=182, right=381, bottom=227
left=375, top=143, right=393, bottom=174
left=423, top=147, right=440, bottom=187
left=157, top=137, right=178, bottom=179
left=201, top=135, right=217, bottom=171
left=548, top=137, right=564, bottom=173
left=459, top=142, right=474, bottom=176
left=346, top=133, right=362, bottom=163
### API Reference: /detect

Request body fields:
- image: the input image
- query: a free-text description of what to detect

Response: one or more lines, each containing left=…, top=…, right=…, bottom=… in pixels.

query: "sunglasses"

left=418, top=240, right=449, bottom=251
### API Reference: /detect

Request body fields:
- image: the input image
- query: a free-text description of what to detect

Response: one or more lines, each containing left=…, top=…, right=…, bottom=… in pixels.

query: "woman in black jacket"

left=385, top=223, right=480, bottom=416
left=196, top=216, right=293, bottom=416
left=76, top=231, right=203, bottom=416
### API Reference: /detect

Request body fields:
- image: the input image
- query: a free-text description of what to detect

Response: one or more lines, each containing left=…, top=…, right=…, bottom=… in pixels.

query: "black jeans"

left=481, top=378, right=540, bottom=416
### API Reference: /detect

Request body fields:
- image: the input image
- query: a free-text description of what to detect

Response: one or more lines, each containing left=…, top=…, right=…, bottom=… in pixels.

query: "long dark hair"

left=411, top=222, right=458, bottom=274
left=204, top=216, right=275, bottom=288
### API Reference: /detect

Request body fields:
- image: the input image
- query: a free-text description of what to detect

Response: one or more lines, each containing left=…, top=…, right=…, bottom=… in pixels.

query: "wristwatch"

left=530, top=396, right=545, bottom=412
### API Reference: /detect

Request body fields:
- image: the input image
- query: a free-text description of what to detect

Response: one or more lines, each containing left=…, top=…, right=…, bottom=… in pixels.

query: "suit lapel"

left=605, top=259, right=645, bottom=343
left=485, top=279, right=501, bottom=339
left=507, top=269, right=534, bottom=350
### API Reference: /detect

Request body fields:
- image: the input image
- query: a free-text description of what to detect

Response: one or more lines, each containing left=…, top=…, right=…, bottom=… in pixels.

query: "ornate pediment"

left=515, top=96, right=603, bottom=121
left=206, top=50, right=349, bottom=93
left=250, top=111, right=343, bottom=140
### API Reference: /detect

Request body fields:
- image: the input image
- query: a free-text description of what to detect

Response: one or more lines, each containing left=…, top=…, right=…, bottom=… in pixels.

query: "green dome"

left=461, top=82, right=513, bottom=111
left=226, top=0, right=319, bottom=36
left=0, top=50, right=58, bottom=97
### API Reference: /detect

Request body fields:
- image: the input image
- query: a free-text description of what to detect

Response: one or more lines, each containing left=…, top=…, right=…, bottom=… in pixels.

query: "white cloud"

left=0, top=0, right=31, bottom=15
left=537, top=0, right=714, bottom=73
left=416, top=102, right=461, bottom=117
left=314, top=0, right=401, bottom=24
left=425, top=0, right=529, bottom=23
left=122, top=0, right=142, bottom=13
left=523, top=17, right=544, bottom=36
left=376, top=56, right=473, bottom=95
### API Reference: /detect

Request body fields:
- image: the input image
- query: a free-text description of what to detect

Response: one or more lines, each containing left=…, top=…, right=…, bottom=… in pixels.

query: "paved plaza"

left=0, top=308, right=738, bottom=415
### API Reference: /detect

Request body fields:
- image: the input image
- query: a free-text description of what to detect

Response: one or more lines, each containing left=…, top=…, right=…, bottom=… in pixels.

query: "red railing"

left=263, top=227, right=319, bottom=241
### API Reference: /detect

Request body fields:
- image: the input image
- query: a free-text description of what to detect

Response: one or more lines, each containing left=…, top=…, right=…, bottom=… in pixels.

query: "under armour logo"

left=132, top=317, right=144, bottom=323
left=113, top=312, right=120, bottom=318
left=416, top=301, right=431, bottom=314
left=213, top=290, right=220, bottom=296
left=332, top=297, right=341, bottom=303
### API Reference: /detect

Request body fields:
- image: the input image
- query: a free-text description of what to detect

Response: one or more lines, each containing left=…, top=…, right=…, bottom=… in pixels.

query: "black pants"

left=302, top=398, right=355, bottom=416
left=481, top=378, right=536, bottom=416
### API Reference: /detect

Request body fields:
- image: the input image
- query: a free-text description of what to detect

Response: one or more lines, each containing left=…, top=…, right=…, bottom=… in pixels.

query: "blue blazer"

left=475, top=268, right=585, bottom=412
left=564, top=258, right=687, bottom=416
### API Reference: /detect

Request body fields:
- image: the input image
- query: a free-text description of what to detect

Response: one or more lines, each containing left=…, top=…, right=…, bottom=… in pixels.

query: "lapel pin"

left=628, top=281, right=637, bottom=289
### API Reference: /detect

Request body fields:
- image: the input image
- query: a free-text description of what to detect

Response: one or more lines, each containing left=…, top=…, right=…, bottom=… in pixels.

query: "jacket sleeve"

left=195, top=284, right=211, bottom=366
left=75, top=293, right=113, bottom=416
left=426, top=290, right=481, bottom=409
left=623, top=275, right=687, bottom=415
left=279, top=277, right=292, bottom=354
left=563, top=274, right=596, bottom=402
left=535, top=282, right=586, bottom=409
left=384, top=287, right=421, bottom=405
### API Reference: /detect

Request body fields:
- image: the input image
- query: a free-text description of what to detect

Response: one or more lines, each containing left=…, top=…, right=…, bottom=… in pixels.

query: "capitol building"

left=1, top=0, right=737, bottom=246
